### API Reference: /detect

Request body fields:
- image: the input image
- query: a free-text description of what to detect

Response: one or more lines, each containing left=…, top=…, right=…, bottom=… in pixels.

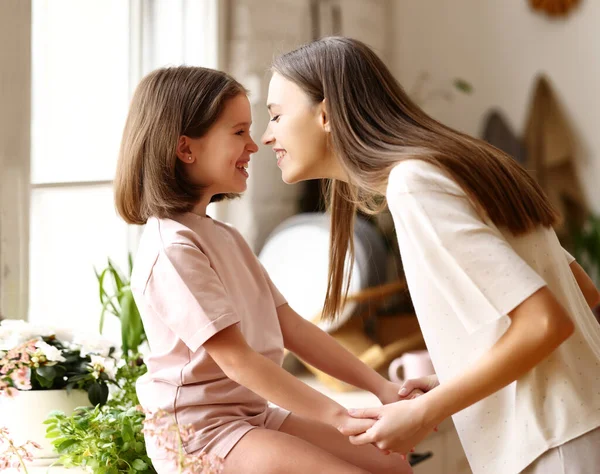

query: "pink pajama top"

left=131, top=212, right=289, bottom=459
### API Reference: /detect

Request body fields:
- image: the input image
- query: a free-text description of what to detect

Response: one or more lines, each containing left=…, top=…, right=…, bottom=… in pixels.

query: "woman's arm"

left=347, top=286, right=575, bottom=453
left=202, top=324, right=374, bottom=433
left=418, top=286, right=574, bottom=426
left=569, top=261, right=600, bottom=309
left=277, top=303, right=400, bottom=404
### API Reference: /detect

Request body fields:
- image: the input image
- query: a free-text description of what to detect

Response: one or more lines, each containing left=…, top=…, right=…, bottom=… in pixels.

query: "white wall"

left=223, top=0, right=390, bottom=252
left=390, top=0, right=600, bottom=212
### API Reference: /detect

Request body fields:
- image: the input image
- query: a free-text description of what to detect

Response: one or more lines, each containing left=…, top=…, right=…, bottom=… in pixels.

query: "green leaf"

left=122, top=423, right=134, bottom=442
left=88, top=382, right=109, bottom=406
left=134, top=441, right=145, bottom=453
left=56, top=439, right=79, bottom=452
left=453, top=78, right=473, bottom=94
left=108, top=259, right=125, bottom=293
left=35, top=370, right=55, bottom=388
left=100, top=294, right=121, bottom=334
left=97, top=267, right=120, bottom=324
left=119, top=290, right=144, bottom=354
left=132, top=459, right=148, bottom=470
left=37, top=365, right=57, bottom=380
left=67, top=373, right=91, bottom=383
left=45, top=430, right=62, bottom=439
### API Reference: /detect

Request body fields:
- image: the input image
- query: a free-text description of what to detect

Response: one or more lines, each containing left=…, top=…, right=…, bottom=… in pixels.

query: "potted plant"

left=570, top=213, right=600, bottom=322
left=95, top=255, right=147, bottom=357
left=0, top=320, right=117, bottom=463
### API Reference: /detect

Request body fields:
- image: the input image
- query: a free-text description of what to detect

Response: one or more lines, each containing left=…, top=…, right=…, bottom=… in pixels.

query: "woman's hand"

left=398, top=374, right=439, bottom=399
left=347, top=398, right=434, bottom=455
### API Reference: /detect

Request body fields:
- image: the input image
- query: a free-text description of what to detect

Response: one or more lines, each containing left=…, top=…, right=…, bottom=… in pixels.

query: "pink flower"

left=10, top=368, right=31, bottom=391
left=0, top=425, right=41, bottom=472
left=0, top=383, right=18, bottom=398
left=139, top=407, right=223, bottom=473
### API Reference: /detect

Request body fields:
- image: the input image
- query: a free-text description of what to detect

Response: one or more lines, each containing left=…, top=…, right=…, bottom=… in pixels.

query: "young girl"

left=114, top=66, right=413, bottom=474
left=262, top=37, right=600, bottom=474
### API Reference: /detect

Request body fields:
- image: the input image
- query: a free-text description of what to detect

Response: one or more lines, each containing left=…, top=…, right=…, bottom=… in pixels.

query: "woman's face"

left=262, top=73, right=342, bottom=183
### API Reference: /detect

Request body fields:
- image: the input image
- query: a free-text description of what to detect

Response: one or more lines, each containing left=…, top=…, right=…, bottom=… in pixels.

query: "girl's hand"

left=347, top=398, right=434, bottom=455
left=398, top=374, right=439, bottom=399
left=376, top=380, right=406, bottom=405
left=335, top=412, right=377, bottom=437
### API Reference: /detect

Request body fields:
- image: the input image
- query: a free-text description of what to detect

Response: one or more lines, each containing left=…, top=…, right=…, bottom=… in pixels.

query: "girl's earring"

left=188, top=155, right=193, bottom=161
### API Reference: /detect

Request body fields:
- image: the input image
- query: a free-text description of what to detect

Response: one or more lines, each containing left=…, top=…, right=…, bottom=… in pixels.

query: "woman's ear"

left=319, top=98, right=331, bottom=133
left=176, top=135, right=195, bottom=164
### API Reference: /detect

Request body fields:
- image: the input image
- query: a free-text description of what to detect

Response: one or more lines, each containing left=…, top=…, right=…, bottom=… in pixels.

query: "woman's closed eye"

left=270, top=115, right=280, bottom=122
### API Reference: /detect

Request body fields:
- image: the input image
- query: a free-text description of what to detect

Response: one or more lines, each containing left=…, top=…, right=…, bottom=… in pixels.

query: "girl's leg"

left=278, top=413, right=413, bottom=474
left=223, top=427, right=370, bottom=474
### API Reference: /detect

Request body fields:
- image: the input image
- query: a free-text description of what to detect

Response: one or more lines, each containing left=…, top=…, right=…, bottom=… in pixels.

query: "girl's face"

left=177, top=93, right=258, bottom=196
left=261, top=73, right=344, bottom=183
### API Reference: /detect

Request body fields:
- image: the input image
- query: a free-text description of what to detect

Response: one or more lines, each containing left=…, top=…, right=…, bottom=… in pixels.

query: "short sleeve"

left=260, top=263, right=287, bottom=307
left=144, top=243, right=240, bottom=352
left=387, top=161, right=547, bottom=334
left=563, top=247, right=576, bottom=264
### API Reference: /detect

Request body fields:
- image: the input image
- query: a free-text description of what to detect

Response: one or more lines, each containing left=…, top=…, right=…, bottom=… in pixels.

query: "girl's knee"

left=371, top=453, right=413, bottom=474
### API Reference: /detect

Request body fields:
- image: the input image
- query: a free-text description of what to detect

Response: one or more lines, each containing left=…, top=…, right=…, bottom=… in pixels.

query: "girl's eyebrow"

left=231, top=121, right=251, bottom=128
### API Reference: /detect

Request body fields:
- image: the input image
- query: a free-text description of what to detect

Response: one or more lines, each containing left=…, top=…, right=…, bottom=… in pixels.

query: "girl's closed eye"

left=235, top=129, right=246, bottom=136
left=270, top=115, right=280, bottom=122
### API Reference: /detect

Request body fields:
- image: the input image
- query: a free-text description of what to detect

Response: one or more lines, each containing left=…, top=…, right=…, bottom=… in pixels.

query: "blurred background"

left=3, top=0, right=598, bottom=339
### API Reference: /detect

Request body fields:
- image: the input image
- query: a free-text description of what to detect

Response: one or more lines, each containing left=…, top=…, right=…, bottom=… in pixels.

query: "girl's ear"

left=176, top=135, right=195, bottom=163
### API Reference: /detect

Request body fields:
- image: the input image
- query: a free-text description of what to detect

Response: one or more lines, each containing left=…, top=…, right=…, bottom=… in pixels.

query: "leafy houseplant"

left=96, top=255, right=147, bottom=356
left=44, top=255, right=223, bottom=472
left=45, top=405, right=153, bottom=473
left=0, top=321, right=116, bottom=406
left=45, top=405, right=223, bottom=474
left=571, top=213, right=600, bottom=286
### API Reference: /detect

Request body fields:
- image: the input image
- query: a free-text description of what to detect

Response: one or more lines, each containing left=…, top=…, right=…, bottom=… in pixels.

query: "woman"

left=261, top=36, right=600, bottom=474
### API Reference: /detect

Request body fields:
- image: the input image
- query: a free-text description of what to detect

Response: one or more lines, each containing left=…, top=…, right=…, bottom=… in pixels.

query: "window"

left=3, top=0, right=221, bottom=336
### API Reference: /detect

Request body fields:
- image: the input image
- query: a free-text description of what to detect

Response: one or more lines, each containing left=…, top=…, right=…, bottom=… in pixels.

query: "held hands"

left=377, top=375, right=439, bottom=405
left=338, top=375, right=440, bottom=455
left=398, top=375, right=439, bottom=400
left=376, top=380, right=407, bottom=405
left=345, top=397, right=434, bottom=456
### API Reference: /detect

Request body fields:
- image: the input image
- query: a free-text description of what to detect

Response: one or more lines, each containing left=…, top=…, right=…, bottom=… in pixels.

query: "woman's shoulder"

left=387, top=159, right=463, bottom=196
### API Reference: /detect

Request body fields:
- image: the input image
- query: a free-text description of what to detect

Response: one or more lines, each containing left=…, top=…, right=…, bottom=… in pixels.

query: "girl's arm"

left=276, top=303, right=400, bottom=404
left=569, top=261, right=600, bottom=309
left=202, top=323, right=374, bottom=433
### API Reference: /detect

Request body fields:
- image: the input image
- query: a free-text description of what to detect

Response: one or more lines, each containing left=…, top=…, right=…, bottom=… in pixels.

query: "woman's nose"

left=261, top=126, right=274, bottom=146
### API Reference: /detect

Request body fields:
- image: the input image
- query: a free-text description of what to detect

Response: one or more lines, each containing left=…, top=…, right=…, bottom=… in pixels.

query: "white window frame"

left=0, top=0, right=31, bottom=322
left=0, top=0, right=223, bottom=323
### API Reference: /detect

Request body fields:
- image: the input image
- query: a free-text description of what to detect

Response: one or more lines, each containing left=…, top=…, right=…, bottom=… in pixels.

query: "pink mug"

left=388, top=350, right=435, bottom=384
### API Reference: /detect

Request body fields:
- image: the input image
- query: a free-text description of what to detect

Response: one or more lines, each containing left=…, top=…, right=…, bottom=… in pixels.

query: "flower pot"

left=0, top=389, right=90, bottom=465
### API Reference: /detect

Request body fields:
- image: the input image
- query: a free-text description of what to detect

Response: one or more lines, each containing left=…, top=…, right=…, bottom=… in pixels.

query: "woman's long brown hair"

left=272, top=37, right=558, bottom=322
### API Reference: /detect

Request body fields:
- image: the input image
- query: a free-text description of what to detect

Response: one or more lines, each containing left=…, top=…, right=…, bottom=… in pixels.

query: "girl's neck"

left=191, top=195, right=212, bottom=217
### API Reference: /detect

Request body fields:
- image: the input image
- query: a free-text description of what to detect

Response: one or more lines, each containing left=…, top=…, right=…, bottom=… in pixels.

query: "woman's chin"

left=281, top=166, right=307, bottom=184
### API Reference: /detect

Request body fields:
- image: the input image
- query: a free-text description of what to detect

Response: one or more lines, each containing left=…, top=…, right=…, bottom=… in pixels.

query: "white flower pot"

left=0, top=389, right=90, bottom=465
